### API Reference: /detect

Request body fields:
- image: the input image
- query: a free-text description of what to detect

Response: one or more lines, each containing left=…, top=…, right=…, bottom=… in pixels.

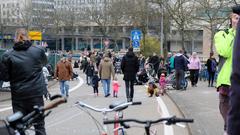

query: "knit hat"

left=232, top=5, right=240, bottom=15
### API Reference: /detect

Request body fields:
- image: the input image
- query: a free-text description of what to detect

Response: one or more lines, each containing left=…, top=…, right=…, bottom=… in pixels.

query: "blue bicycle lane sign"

left=131, top=29, right=142, bottom=52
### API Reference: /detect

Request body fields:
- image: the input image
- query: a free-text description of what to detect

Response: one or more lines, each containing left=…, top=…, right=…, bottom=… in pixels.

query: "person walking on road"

left=188, top=52, right=201, bottom=87
left=42, top=66, right=51, bottom=99
left=99, top=53, right=115, bottom=97
left=206, top=52, right=217, bottom=87
left=228, top=5, right=240, bottom=135
left=0, top=28, right=47, bottom=135
left=121, top=47, right=139, bottom=102
left=92, top=71, right=100, bottom=97
left=214, top=6, right=239, bottom=135
left=174, top=50, right=188, bottom=90
left=55, top=57, right=73, bottom=97
left=112, top=76, right=120, bottom=98
left=85, top=61, right=95, bottom=85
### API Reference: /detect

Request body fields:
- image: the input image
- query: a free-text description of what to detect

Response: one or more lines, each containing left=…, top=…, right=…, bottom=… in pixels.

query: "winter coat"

left=169, top=56, right=175, bottom=69
left=206, top=58, right=217, bottom=72
left=55, top=60, right=73, bottom=81
left=188, top=57, right=201, bottom=70
left=85, top=64, right=94, bottom=76
left=112, top=80, right=120, bottom=92
left=174, top=54, right=188, bottom=71
left=92, top=74, right=100, bottom=87
left=121, top=51, right=139, bottom=81
left=214, top=28, right=235, bottom=87
left=99, top=57, right=115, bottom=79
left=0, top=41, right=47, bottom=100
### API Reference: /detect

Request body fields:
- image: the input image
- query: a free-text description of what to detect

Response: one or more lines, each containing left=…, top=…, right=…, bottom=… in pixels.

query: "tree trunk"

left=210, top=27, right=215, bottom=53
left=181, top=29, right=185, bottom=51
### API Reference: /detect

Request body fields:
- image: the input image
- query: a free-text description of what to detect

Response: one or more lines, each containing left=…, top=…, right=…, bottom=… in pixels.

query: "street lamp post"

left=160, top=4, right=164, bottom=56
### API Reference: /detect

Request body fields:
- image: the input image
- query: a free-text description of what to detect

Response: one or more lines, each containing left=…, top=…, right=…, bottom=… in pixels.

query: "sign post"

left=131, top=29, right=142, bottom=52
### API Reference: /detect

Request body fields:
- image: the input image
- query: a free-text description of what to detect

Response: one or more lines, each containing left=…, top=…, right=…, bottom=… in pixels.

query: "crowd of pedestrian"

left=1, top=5, right=240, bottom=135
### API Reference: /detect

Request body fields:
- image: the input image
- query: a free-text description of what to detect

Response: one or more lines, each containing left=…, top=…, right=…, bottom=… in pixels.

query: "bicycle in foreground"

left=104, top=116, right=194, bottom=135
left=74, top=101, right=142, bottom=135
left=0, top=95, right=67, bottom=135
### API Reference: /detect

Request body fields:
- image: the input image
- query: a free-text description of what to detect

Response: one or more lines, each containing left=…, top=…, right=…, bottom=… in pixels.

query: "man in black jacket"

left=0, top=28, right=47, bottom=135
left=228, top=5, right=240, bottom=135
left=121, top=47, right=139, bottom=102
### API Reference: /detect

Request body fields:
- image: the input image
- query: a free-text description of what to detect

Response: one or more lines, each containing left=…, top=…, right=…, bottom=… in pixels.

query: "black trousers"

left=208, top=71, right=215, bottom=86
left=189, top=69, right=199, bottom=86
left=125, top=80, right=134, bottom=101
left=93, top=86, right=98, bottom=93
left=12, top=96, right=46, bottom=135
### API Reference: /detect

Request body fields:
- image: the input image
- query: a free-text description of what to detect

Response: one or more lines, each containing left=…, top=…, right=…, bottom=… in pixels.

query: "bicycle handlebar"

left=44, top=97, right=67, bottom=111
left=75, top=101, right=142, bottom=113
left=21, top=97, right=67, bottom=122
left=103, top=116, right=194, bottom=125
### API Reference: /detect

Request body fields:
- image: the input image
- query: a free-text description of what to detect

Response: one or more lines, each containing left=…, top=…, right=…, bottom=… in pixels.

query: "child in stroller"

left=72, top=72, right=79, bottom=80
left=135, top=68, right=149, bottom=85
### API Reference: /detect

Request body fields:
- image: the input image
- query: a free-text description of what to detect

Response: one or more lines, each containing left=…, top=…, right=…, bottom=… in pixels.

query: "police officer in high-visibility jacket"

left=214, top=5, right=240, bottom=135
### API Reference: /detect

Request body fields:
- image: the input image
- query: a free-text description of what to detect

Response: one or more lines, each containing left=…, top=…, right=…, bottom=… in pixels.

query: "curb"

left=165, top=91, right=193, bottom=135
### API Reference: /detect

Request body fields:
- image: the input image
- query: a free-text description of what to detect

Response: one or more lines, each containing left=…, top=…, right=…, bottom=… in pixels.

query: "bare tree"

left=160, top=0, right=196, bottom=51
left=19, top=2, right=33, bottom=31
left=107, top=0, right=132, bottom=51
left=193, top=0, right=232, bottom=52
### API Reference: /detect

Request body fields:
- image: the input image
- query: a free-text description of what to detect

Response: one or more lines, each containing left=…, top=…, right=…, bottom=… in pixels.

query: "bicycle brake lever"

left=120, top=122, right=130, bottom=129
left=166, top=116, right=176, bottom=125
left=44, top=111, right=52, bottom=118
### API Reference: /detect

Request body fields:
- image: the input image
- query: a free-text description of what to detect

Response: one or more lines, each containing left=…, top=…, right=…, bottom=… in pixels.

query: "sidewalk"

left=167, top=81, right=224, bottom=135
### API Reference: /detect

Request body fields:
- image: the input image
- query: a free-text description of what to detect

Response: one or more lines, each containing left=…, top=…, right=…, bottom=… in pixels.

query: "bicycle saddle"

left=109, top=101, right=128, bottom=111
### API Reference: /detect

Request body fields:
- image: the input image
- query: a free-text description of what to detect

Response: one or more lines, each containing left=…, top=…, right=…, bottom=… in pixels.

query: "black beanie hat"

left=232, top=5, right=240, bottom=14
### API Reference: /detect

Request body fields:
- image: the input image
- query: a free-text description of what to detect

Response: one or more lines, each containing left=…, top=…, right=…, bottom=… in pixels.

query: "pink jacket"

left=112, top=81, right=120, bottom=92
left=159, top=77, right=166, bottom=87
left=188, top=57, right=201, bottom=70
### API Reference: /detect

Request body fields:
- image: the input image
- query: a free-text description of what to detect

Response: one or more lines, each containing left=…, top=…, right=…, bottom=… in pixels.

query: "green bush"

left=140, top=36, right=161, bottom=57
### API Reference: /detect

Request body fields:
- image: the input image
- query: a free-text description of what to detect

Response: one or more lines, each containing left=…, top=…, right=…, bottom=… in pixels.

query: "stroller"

left=165, top=70, right=189, bottom=90
left=135, top=68, right=149, bottom=85
left=114, top=61, right=122, bottom=74
left=72, top=72, right=79, bottom=80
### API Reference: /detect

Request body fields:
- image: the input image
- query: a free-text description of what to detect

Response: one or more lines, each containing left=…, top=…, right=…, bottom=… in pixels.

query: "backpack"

left=211, top=59, right=217, bottom=72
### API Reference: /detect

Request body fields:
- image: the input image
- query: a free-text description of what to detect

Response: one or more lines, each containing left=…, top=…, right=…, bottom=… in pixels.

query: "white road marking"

left=0, top=77, right=84, bottom=112
left=156, top=97, right=174, bottom=135
left=0, top=107, right=12, bottom=112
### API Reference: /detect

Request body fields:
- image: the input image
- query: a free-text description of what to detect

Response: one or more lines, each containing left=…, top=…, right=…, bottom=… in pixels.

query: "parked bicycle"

left=104, top=116, right=194, bottom=135
left=0, top=95, right=67, bottom=135
left=74, top=101, right=142, bottom=135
